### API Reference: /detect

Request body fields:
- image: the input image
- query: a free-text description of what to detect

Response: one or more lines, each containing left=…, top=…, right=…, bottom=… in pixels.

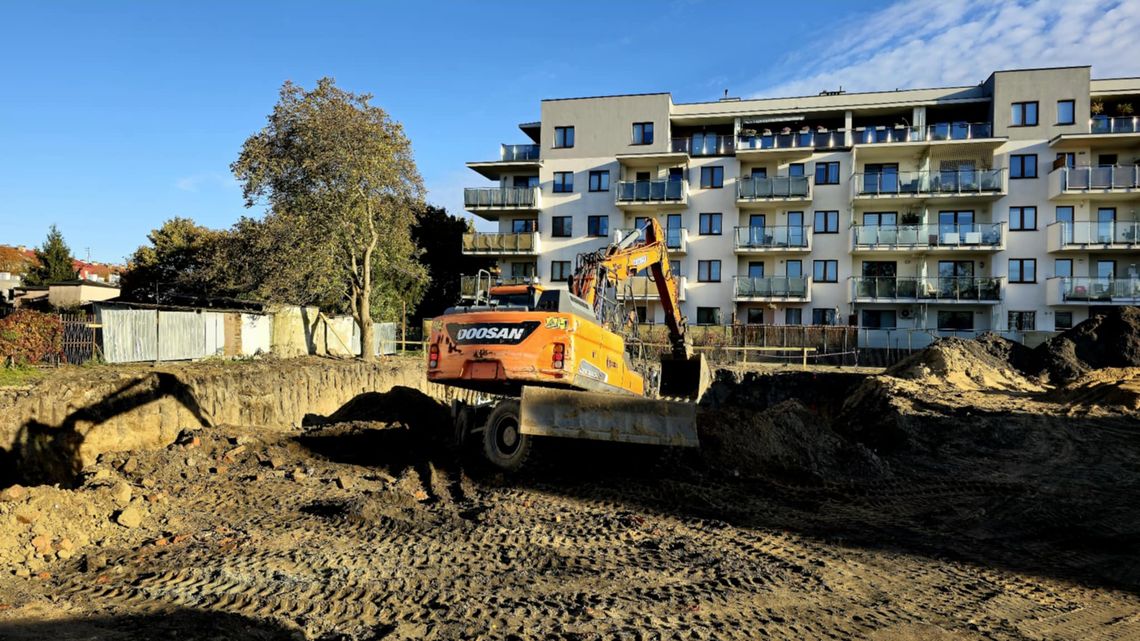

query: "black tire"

left=481, top=400, right=531, bottom=472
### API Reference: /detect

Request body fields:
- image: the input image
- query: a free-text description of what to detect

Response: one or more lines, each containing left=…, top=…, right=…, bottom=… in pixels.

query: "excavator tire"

left=482, top=399, right=532, bottom=472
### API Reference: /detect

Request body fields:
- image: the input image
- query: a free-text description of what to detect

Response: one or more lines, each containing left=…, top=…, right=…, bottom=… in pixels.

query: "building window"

left=510, top=262, right=536, bottom=280
left=552, top=171, right=573, bottom=192
left=937, top=310, right=974, bottom=331
left=813, top=210, right=839, bottom=233
left=632, top=122, right=654, bottom=145
left=1008, top=311, right=1036, bottom=331
left=1057, top=99, right=1075, bottom=125
left=1009, top=206, right=1037, bottom=231
left=700, top=166, right=724, bottom=188
left=1055, top=311, right=1073, bottom=330
left=812, top=308, right=837, bottom=326
left=788, top=163, right=805, bottom=177
left=551, top=261, right=572, bottom=281
left=1055, top=152, right=1076, bottom=168
left=697, top=260, right=721, bottom=282
left=586, top=215, right=609, bottom=237
left=785, top=308, right=802, bottom=325
left=861, top=309, right=897, bottom=329
left=554, top=126, right=574, bottom=148
left=1010, top=154, right=1038, bottom=179
left=812, top=260, right=838, bottom=283
left=745, top=308, right=765, bottom=325
left=696, top=307, right=721, bottom=325
left=551, top=216, right=572, bottom=237
left=698, top=213, right=722, bottom=235
left=587, top=170, right=610, bottom=192
left=1011, top=101, right=1038, bottom=126
left=814, top=161, right=840, bottom=185
left=1054, top=259, right=1072, bottom=279
left=512, top=219, right=537, bottom=233
left=1009, top=258, right=1037, bottom=283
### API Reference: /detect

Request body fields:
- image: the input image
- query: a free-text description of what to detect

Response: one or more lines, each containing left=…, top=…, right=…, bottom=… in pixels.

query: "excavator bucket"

left=658, top=353, right=711, bottom=401
left=519, top=386, right=699, bottom=448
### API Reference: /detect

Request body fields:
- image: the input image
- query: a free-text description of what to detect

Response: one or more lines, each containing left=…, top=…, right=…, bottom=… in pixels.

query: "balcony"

left=461, top=231, right=540, bottom=255
left=733, top=226, right=812, bottom=254
left=618, top=275, right=687, bottom=301
left=1046, top=221, right=1140, bottom=252
left=463, top=187, right=540, bottom=217
left=467, top=144, right=541, bottom=179
left=1050, top=116, right=1140, bottom=149
left=851, top=223, right=1005, bottom=253
left=735, top=129, right=848, bottom=160
left=1092, top=116, right=1139, bottom=134
left=1049, top=165, right=1140, bottom=201
left=732, top=276, right=811, bottom=302
left=736, top=175, right=811, bottom=205
left=849, top=277, right=1004, bottom=304
left=853, top=122, right=1003, bottom=161
left=1046, top=277, right=1140, bottom=306
left=500, top=144, right=540, bottom=161
left=672, top=134, right=735, bottom=157
left=853, top=168, right=1005, bottom=203
left=614, top=179, right=687, bottom=210
left=614, top=227, right=688, bottom=254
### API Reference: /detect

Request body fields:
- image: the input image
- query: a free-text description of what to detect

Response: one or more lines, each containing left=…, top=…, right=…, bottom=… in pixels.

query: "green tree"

left=410, top=205, right=494, bottom=324
left=232, top=78, right=427, bottom=360
left=25, top=225, right=77, bottom=285
left=119, top=217, right=230, bottom=304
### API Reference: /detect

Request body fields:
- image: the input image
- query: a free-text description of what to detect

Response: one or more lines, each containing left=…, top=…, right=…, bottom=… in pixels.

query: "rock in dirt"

left=111, top=481, right=132, bottom=507
left=1036, top=307, right=1140, bottom=383
left=116, top=504, right=145, bottom=529
left=0, top=485, right=26, bottom=502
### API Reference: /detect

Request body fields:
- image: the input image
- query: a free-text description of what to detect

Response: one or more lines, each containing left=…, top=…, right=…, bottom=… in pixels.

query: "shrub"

left=0, top=310, right=63, bottom=365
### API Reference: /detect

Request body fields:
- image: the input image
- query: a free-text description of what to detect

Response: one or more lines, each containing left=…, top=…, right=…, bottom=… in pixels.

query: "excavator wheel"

left=482, top=399, right=532, bottom=472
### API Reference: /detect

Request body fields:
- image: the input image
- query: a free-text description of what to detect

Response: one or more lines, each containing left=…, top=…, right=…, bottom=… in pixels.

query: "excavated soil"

left=1, top=352, right=1140, bottom=640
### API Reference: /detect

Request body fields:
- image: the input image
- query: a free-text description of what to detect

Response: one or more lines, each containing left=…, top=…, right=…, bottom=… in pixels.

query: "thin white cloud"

left=751, top=0, right=1140, bottom=98
left=175, top=172, right=238, bottom=193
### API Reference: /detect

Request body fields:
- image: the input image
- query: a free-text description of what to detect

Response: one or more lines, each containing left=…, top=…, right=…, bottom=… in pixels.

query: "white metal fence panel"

left=158, top=312, right=206, bottom=361
left=100, top=308, right=158, bottom=363
left=376, top=322, right=397, bottom=355
left=240, top=313, right=272, bottom=355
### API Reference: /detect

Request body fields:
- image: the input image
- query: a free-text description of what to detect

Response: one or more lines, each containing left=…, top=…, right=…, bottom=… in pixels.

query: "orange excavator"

left=427, top=219, right=709, bottom=470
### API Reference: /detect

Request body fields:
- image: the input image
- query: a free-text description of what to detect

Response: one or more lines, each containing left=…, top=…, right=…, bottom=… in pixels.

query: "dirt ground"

left=1, top=344, right=1140, bottom=639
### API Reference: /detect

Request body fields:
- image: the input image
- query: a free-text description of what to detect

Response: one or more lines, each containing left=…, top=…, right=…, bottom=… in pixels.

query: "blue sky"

left=1, top=0, right=1138, bottom=263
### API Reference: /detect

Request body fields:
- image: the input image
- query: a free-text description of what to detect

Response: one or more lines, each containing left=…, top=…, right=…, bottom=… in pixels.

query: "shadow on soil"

left=0, top=373, right=212, bottom=488
left=0, top=608, right=302, bottom=640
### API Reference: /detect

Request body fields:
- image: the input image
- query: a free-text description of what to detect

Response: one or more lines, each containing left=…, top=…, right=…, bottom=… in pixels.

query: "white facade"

left=462, top=67, right=1140, bottom=345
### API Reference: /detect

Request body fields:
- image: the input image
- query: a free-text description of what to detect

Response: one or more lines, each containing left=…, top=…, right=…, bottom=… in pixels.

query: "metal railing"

left=615, top=179, right=686, bottom=203
left=853, top=122, right=993, bottom=144
left=737, top=175, right=810, bottom=199
left=461, top=231, right=539, bottom=254
left=619, top=275, right=687, bottom=300
left=1047, top=220, right=1140, bottom=246
left=733, top=276, right=811, bottom=298
left=854, top=168, right=1005, bottom=196
left=1055, top=164, right=1140, bottom=191
left=851, top=276, right=1003, bottom=302
left=736, top=129, right=847, bottom=151
left=459, top=274, right=538, bottom=298
left=500, top=144, right=540, bottom=161
left=852, top=222, right=1004, bottom=248
left=733, top=225, right=811, bottom=250
left=463, top=186, right=537, bottom=208
left=1090, top=115, right=1139, bottom=134
left=1048, top=277, right=1140, bottom=303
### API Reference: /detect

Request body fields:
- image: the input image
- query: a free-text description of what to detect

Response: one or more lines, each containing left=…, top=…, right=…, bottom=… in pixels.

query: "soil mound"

left=304, top=386, right=449, bottom=428
left=975, top=331, right=1041, bottom=375
left=1055, top=367, right=1140, bottom=412
left=1037, top=307, right=1140, bottom=383
left=884, top=337, right=1042, bottom=392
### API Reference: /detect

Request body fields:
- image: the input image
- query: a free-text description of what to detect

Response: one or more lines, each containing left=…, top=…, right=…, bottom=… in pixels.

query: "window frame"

left=1056, top=99, right=1075, bottom=125
left=1010, top=154, right=1038, bottom=179
left=697, top=259, right=722, bottom=283
left=811, top=308, right=837, bottom=326
left=813, top=210, right=839, bottom=234
left=586, top=215, right=609, bottom=237
left=1008, top=258, right=1037, bottom=284
left=631, top=122, right=654, bottom=145
left=695, top=307, right=721, bottom=326
left=1054, top=311, right=1073, bottom=330
left=1011, top=101, right=1039, bottom=127
left=812, top=259, right=838, bottom=283
left=587, top=170, right=610, bottom=192
left=784, top=308, right=802, bottom=325
left=551, top=216, right=572, bottom=238
left=699, top=166, right=724, bottom=189
left=552, top=171, right=574, bottom=193
left=550, top=260, right=572, bottom=281
left=553, top=126, right=574, bottom=149
left=1009, top=206, right=1038, bottom=231
left=698, top=212, right=723, bottom=236
left=814, top=161, right=840, bottom=185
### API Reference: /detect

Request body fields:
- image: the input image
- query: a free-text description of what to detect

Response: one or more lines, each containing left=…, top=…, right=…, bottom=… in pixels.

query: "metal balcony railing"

left=461, top=231, right=539, bottom=254
left=733, top=276, right=810, bottom=298
left=500, top=144, right=540, bottom=161
left=851, top=276, right=1004, bottom=302
left=852, top=223, right=1004, bottom=248
left=854, top=168, right=1005, bottom=196
left=464, top=186, right=537, bottom=208
left=1049, top=277, right=1140, bottom=303
left=1055, top=165, right=1140, bottom=191
left=852, top=122, right=993, bottom=144
left=615, top=179, right=686, bottom=203
left=1048, top=220, right=1140, bottom=246
left=733, top=225, right=811, bottom=250
left=736, top=129, right=847, bottom=151
left=737, top=175, right=810, bottom=199
left=1090, top=116, right=1139, bottom=134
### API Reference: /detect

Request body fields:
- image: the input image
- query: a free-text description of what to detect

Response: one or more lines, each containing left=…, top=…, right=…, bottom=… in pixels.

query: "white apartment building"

left=462, top=67, right=1140, bottom=347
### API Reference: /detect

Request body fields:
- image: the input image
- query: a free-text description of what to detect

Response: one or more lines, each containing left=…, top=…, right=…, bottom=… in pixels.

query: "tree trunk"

left=359, top=287, right=374, bottom=361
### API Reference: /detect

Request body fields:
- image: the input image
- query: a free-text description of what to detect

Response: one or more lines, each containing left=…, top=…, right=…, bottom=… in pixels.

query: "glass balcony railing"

left=733, top=225, right=811, bottom=250
left=852, top=223, right=1004, bottom=248
left=854, top=168, right=1004, bottom=196
left=1050, top=277, right=1140, bottom=303
left=1055, top=165, right=1140, bottom=191
left=851, top=277, right=1003, bottom=302
left=461, top=232, right=538, bottom=254
left=615, top=179, right=686, bottom=203
left=852, top=122, right=993, bottom=144
left=1048, top=220, right=1140, bottom=246
left=613, top=227, right=686, bottom=251
left=464, top=187, right=537, bottom=208
left=736, top=129, right=847, bottom=151
left=1090, top=116, right=1139, bottom=134
left=500, top=144, right=540, bottom=161
left=733, top=276, right=810, bottom=298
left=737, top=175, right=810, bottom=199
